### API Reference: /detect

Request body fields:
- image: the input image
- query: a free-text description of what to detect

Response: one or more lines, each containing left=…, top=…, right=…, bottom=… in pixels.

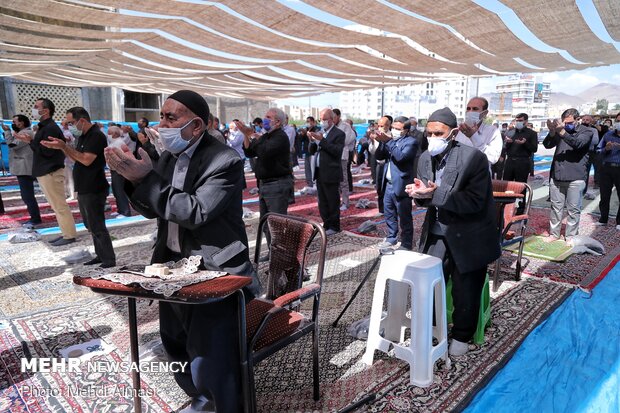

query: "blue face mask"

left=564, top=123, right=575, bottom=132
left=262, top=118, right=272, bottom=131
left=158, top=119, right=195, bottom=154
left=254, top=125, right=261, bottom=132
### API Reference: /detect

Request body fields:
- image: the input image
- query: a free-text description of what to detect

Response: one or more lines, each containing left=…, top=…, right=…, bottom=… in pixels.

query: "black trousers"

left=423, top=233, right=486, bottom=342
left=598, top=163, right=620, bottom=224
left=160, top=296, right=244, bottom=413
left=17, top=175, right=41, bottom=222
left=259, top=176, right=293, bottom=245
left=111, top=171, right=131, bottom=216
left=347, top=150, right=354, bottom=192
left=503, top=157, right=531, bottom=183
left=316, top=170, right=341, bottom=231
left=77, top=191, right=116, bottom=265
left=376, top=162, right=385, bottom=213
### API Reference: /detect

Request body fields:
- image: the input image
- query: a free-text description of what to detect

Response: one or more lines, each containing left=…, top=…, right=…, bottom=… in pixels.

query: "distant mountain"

left=577, top=83, right=620, bottom=103
left=549, top=92, right=585, bottom=107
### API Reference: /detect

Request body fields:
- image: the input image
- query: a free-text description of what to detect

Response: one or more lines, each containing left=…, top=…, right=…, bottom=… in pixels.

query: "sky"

left=275, top=0, right=620, bottom=107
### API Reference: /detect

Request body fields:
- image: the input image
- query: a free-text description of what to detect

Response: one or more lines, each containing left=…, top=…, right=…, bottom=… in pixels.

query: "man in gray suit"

left=309, top=108, right=346, bottom=235
left=407, top=107, right=500, bottom=356
left=3, top=115, right=41, bottom=227
left=105, top=89, right=258, bottom=413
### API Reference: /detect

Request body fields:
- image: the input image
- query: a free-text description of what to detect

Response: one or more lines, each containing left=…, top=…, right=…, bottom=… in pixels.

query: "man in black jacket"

left=503, top=113, right=538, bottom=183
left=105, top=90, right=257, bottom=413
left=16, top=98, right=77, bottom=246
left=238, top=107, right=293, bottom=223
left=406, top=107, right=500, bottom=356
left=544, top=108, right=593, bottom=241
left=309, top=108, right=345, bottom=235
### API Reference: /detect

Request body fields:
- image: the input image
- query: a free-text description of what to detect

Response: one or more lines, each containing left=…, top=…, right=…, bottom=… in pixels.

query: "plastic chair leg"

left=446, top=274, right=491, bottom=345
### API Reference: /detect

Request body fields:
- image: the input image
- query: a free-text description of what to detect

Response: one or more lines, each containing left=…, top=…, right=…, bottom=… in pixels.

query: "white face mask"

left=68, top=120, right=82, bottom=138
left=32, top=108, right=41, bottom=121
left=427, top=137, right=451, bottom=156
left=321, top=120, right=330, bottom=130
left=109, top=137, right=125, bottom=149
left=158, top=119, right=195, bottom=154
left=515, top=121, right=524, bottom=129
left=391, top=128, right=403, bottom=139
left=465, top=111, right=481, bottom=127
left=614, top=122, right=620, bottom=132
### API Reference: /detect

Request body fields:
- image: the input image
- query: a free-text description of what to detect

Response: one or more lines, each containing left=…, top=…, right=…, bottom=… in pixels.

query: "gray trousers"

left=549, top=179, right=586, bottom=238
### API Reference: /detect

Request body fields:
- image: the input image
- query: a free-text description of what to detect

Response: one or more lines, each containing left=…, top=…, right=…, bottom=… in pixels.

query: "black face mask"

left=11, top=124, right=20, bottom=132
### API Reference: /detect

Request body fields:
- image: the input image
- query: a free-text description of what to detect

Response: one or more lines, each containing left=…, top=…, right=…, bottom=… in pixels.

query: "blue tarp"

left=465, top=262, right=620, bottom=413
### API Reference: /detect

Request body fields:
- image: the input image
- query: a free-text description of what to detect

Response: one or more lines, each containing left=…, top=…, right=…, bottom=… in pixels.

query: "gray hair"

left=107, top=125, right=122, bottom=137
left=267, top=107, right=287, bottom=124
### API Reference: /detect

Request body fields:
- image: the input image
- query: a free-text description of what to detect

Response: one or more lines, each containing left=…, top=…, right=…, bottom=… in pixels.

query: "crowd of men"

left=2, top=90, right=620, bottom=412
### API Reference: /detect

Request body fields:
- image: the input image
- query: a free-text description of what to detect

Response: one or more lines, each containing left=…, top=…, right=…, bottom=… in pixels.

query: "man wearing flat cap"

left=374, top=116, right=418, bottom=250
left=406, top=107, right=500, bottom=357
left=105, top=89, right=258, bottom=413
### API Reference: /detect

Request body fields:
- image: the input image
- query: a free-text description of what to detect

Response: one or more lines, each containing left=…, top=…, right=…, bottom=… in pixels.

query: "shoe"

left=179, top=395, right=216, bottom=413
left=449, top=339, right=469, bottom=356
left=49, top=235, right=63, bottom=244
left=325, top=229, right=339, bottom=236
left=595, top=221, right=607, bottom=226
left=99, top=262, right=116, bottom=269
left=258, top=255, right=269, bottom=263
left=22, top=220, right=42, bottom=228
left=378, top=239, right=396, bottom=249
left=340, top=204, right=348, bottom=211
left=616, top=225, right=620, bottom=230
left=83, top=258, right=102, bottom=266
left=584, top=193, right=596, bottom=200
left=50, top=238, right=76, bottom=247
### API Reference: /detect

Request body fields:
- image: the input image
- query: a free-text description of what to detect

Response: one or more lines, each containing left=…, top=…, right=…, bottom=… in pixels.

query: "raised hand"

left=104, top=146, right=153, bottom=183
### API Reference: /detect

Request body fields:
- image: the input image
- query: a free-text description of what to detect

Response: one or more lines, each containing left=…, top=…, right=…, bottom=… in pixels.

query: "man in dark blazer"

left=309, top=108, right=345, bottom=235
left=375, top=116, right=418, bottom=250
left=105, top=90, right=258, bottom=413
left=406, top=107, right=500, bottom=357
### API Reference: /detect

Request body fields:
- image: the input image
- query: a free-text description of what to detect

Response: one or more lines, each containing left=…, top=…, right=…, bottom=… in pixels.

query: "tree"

left=596, top=98, right=609, bottom=113
left=614, top=103, right=620, bottom=111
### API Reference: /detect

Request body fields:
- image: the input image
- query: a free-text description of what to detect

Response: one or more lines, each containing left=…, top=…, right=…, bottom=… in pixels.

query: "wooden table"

left=73, top=275, right=252, bottom=413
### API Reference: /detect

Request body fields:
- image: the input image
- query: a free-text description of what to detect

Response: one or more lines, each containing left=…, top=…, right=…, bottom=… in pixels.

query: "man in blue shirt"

left=596, top=112, right=620, bottom=228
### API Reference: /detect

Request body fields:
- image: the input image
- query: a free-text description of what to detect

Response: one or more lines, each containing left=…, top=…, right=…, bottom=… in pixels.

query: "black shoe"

left=84, top=258, right=102, bottom=266
left=258, top=255, right=269, bottom=263
left=99, top=262, right=116, bottom=269
left=48, top=235, right=63, bottom=244
left=50, top=237, right=76, bottom=247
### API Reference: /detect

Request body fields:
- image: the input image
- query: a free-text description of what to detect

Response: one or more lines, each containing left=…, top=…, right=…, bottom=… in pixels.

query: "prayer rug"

left=505, top=235, right=573, bottom=262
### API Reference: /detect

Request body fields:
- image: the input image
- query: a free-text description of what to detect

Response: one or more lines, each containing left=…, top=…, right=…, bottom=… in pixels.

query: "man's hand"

left=104, top=146, right=153, bottom=183
left=137, top=132, right=148, bottom=144
left=375, top=130, right=391, bottom=143
left=1, top=123, right=9, bottom=132
left=606, top=141, right=614, bottom=151
left=515, top=138, right=526, bottom=144
left=505, top=136, right=513, bottom=144
left=39, top=137, right=66, bottom=150
left=308, top=131, right=324, bottom=141
left=234, top=120, right=254, bottom=137
left=458, top=122, right=478, bottom=138
left=405, top=178, right=437, bottom=199
left=547, top=119, right=564, bottom=135
left=14, top=132, right=33, bottom=143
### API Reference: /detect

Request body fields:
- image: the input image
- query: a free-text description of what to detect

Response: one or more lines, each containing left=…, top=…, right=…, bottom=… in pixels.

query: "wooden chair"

left=243, top=213, right=327, bottom=412
left=491, top=180, right=533, bottom=291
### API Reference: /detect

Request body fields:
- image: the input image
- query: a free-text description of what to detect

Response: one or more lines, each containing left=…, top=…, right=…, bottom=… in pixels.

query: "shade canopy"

left=1, top=0, right=619, bottom=99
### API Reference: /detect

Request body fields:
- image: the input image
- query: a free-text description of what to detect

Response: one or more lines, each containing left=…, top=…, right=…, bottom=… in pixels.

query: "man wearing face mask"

left=41, top=107, right=116, bottom=267
left=406, top=107, right=500, bottom=356
left=309, top=108, right=345, bottom=235
left=2, top=114, right=41, bottom=227
left=303, top=116, right=320, bottom=190
left=375, top=116, right=418, bottom=250
left=595, top=113, right=620, bottom=228
left=580, top=114, right=600, bottom=197
left=456, top=97, right=503, bottom=168
left=15, top=98, right=77, bottom=246
left=503, top=113, right=538, bottom=184
left=368, top=116, right=392, bottom=214
left=238, top=107, right=294, bottom=234
left=333, top=108, right=356, bottom=210
left=105, top=89, right=258, bottom=413
left=543, top=108, right=593, bottom=242
left=107, top=126, right=132, bottom=218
